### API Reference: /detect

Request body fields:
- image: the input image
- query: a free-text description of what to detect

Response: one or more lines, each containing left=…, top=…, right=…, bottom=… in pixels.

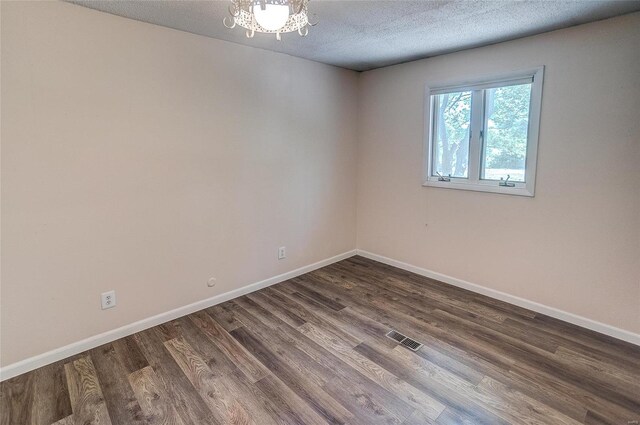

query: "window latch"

left=499, top=175, right=515, bottom=187
left=436, top=172, right=451, bottom=182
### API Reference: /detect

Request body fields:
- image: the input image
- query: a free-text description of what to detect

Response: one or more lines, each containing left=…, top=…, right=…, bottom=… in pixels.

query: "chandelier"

left=223, top=0, right=313, bottom=40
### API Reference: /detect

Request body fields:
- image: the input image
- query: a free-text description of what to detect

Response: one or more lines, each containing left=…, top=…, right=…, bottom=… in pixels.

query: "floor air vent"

left=385, top=330, right=423, bottom=351
left=386, top=330, right=406, bottom=343
left=401, top=338, right=423, bottom=351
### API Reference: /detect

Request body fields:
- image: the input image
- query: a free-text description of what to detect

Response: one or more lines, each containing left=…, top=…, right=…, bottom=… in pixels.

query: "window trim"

left=423, top=66, right=544, bottom=197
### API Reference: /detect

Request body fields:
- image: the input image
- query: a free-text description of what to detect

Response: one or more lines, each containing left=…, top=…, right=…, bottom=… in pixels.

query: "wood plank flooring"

left=2, top=256, right=639, bottom=425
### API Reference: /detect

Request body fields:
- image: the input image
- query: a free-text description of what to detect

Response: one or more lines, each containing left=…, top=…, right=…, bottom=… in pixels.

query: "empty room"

left=1, top=0, right=639, bottom=424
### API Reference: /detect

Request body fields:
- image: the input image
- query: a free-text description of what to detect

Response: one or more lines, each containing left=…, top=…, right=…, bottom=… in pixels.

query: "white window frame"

left=423, top=66, right=544, bottom=197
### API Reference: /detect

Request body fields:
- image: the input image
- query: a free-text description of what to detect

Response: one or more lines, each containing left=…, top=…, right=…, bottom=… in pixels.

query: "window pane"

left=481, top=83, right=531, bottom=182
left=432, top=91, right=472, bottom=178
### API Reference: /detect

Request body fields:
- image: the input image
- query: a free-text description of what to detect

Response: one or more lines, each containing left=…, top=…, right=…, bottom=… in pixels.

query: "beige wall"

left=0, top=1, right=358, bottom=366
left=2, top=2, right=639, bottom=369
left=357, top=13, right=640, bottom=334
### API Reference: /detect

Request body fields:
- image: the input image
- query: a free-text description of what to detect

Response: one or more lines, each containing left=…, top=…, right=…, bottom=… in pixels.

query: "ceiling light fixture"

left=223, top=0, right=314, bottom=40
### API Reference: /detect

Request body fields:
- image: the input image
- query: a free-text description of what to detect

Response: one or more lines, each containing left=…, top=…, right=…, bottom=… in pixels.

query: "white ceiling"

left=70, top=1, right=640, bottom=71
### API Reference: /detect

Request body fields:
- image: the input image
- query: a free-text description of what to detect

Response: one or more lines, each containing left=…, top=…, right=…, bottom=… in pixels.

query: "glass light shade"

left=253, top=3, right=290, bottom=31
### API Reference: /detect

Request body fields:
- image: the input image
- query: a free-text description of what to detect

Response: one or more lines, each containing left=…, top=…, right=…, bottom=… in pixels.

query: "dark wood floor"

left=2, top=256, right=639, bottom=425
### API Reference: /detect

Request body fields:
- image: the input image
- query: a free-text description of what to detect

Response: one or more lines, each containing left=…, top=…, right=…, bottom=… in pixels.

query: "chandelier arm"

left=293, top=0, right=304, bottom=15
left=228, top=2, right=240, bottom=17
left=223, top=16, right=237, bottom=29
left=307, top=13, right=318, bottom=27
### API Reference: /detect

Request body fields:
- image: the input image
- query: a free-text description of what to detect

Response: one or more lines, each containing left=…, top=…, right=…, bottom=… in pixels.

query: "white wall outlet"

left=101, top=290, right=116, bottom=310
left=278, top=246, right=286, bottom=260
left=207, top=277, right=217, bottom=287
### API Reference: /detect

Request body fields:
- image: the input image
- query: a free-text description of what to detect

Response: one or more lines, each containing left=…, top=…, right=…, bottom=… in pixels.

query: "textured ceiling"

left=70, top=1, right=640, bottom=71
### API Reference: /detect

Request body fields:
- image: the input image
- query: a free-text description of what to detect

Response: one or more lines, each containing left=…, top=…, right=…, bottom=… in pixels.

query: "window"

left=424, top=67, right=544, bottom=196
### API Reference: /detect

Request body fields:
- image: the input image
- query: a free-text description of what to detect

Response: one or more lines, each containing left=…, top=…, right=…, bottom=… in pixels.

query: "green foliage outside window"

left=435, top=83, right=531, bottom=182
left=484, top=84, right=531, bottom=172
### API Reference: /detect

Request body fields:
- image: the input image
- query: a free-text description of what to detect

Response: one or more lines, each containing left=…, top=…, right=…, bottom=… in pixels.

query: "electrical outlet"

left=101, top=290, right=116, bottom=310
left=278, top=246, right=286, bottom=260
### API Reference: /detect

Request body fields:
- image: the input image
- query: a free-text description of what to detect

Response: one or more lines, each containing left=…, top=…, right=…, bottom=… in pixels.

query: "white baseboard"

left=356, top=249, right=640, bottom=347
left=3, top=247, right=637, bottom=381
left=0, top=250, right=357, bottom=381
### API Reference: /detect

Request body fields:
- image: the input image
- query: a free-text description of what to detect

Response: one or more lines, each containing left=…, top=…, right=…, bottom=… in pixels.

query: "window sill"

left=423, top=178, right=534, bottom=197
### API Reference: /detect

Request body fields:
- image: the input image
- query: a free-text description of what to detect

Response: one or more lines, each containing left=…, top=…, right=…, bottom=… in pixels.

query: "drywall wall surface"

left=356, top=13, right=640, bottom=334
left=1, top=1, right=358, bottom=366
